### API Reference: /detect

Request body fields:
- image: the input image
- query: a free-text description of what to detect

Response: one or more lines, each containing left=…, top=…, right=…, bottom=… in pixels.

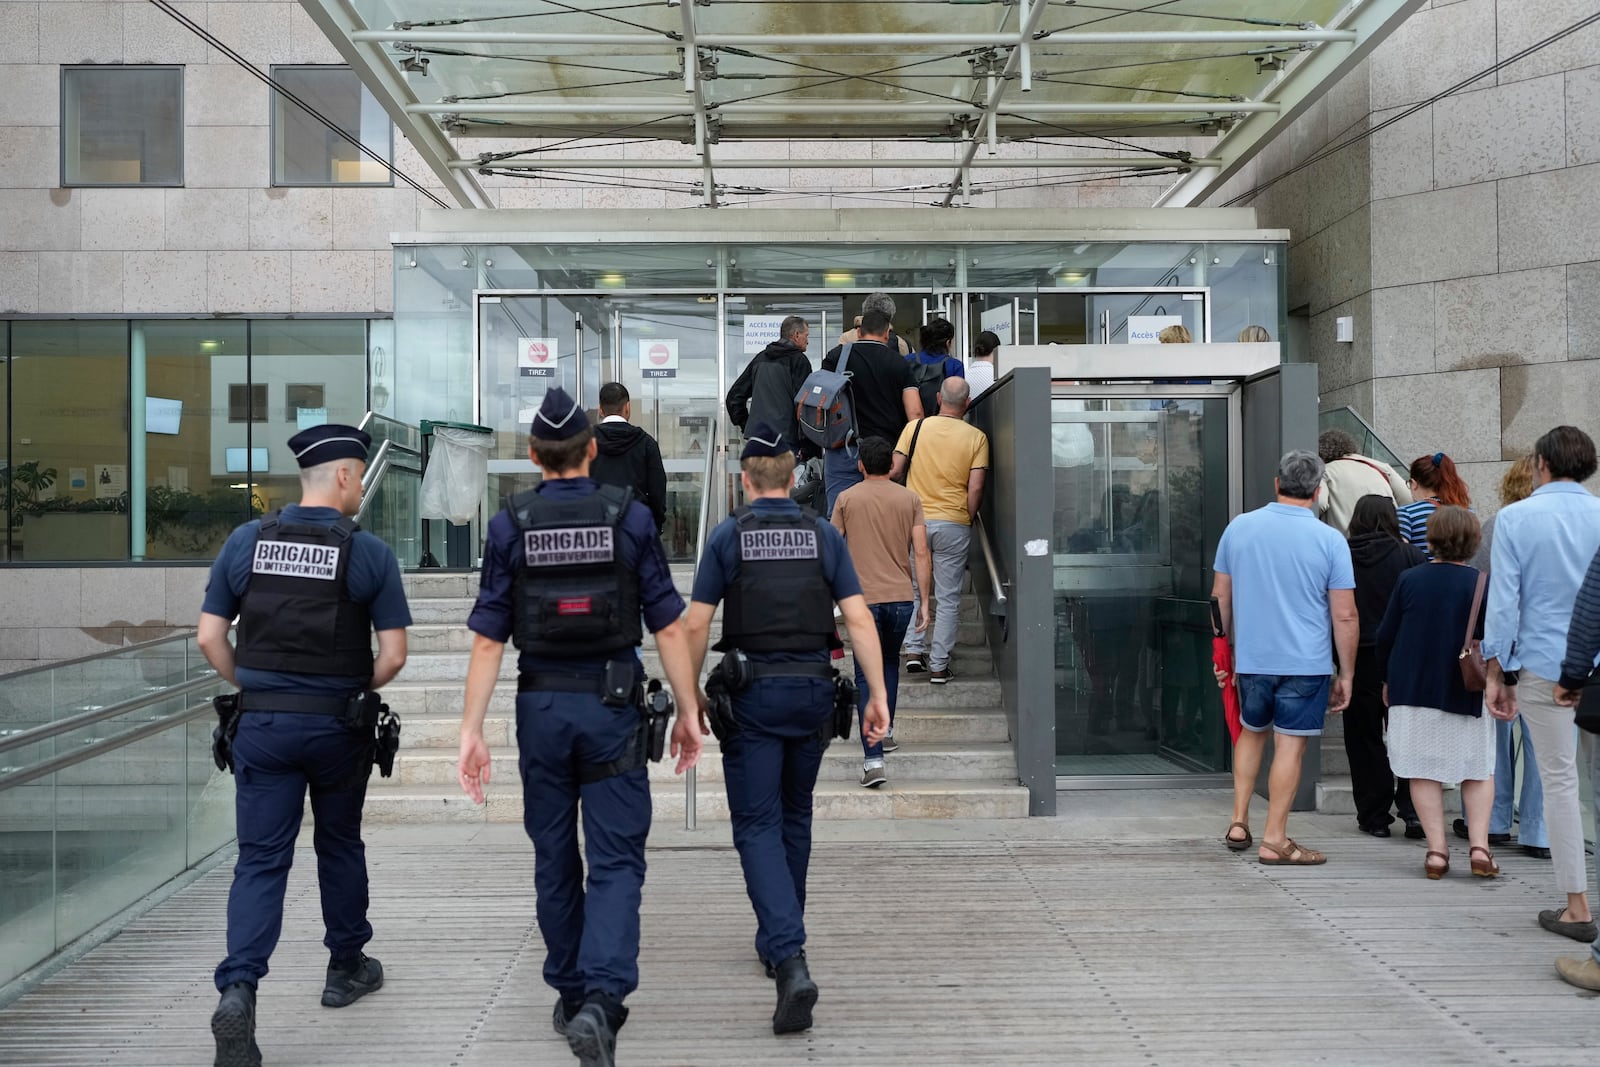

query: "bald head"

left=938, top=376, right=971, bottom=413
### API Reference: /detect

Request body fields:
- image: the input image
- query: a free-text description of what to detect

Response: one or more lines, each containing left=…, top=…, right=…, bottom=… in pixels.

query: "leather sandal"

left=1224, top=821, right=1252, bottom=852
left=1425, top=850, right=1450, bottom=880
left=1469, top=846, right=1499, bottom=878
left=1258, top=838, right=1326, bottom=866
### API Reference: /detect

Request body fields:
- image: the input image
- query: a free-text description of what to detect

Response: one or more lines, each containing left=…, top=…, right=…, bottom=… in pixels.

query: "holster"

left=644, top=680, right=673, bottom=763
left=347, top=690, right=400, bottom=779
left=832, top=670, right=857, bottom=741
left=211, top=692, right=243, bottom=773
left=705, top=666, right=738, bottom=741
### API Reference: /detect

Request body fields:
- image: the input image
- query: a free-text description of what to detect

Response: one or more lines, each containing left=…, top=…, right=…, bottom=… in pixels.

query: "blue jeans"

left=516, top=689, right=652, bottom=1003
left=822, top=445, right=862, bottom=518
left=215, top=710, right=373, bottom=991
left=723, top=676, right=833, bottom=967
left=856, top=601, right=913, bottom=762
left=1490, top=715, right=1546, bottom=846
left=1237, top=674, right=1330, bottom=736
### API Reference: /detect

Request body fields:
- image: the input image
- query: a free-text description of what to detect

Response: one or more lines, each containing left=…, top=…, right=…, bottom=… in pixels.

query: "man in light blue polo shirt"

left=1483, top=425, right=1600, bottom=947
left=1213, top=449, right=1357, bottom=866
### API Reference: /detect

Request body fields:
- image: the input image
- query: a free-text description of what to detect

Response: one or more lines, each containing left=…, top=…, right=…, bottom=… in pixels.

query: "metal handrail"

left=0, top=631, right=196, bottom=682
left=684, top=412, right=723, bottom=831
left=0, top=673, right=218, bottom=757
left=973, top=513, right=1011, bottom=643
left=0, top=695, right=219, bottom=794
left=355, top=438, right=423, bottom=528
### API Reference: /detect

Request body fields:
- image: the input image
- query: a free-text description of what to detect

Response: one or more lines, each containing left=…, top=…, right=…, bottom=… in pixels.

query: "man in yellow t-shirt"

left=890, top=378, right=990, bottom=684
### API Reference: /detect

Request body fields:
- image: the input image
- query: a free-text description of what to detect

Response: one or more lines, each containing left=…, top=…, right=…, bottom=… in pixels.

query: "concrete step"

left=380, top=740, right=1016, bottom=788
left=381, top=676, right=1001, bottom=717
left=400, top=618, right=991, bottom=653
left=400, top=706, right=1009, bottom=749
left=1316, top=775, right=1459, bottom=816
left=402, top=572, right=480, bottom=599
left=400, top=644, right=994, bottom=682
left=360, top=777, right=1029, bottom=824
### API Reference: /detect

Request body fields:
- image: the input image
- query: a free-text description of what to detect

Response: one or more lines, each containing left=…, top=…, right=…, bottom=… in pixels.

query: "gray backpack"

left=794, top=345, right=857, bottom=451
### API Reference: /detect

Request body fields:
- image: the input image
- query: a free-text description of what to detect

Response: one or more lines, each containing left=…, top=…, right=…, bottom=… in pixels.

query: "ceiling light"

left=598, top=273, right=627, bottom=288
left=823, top=272, right=854, bottom=288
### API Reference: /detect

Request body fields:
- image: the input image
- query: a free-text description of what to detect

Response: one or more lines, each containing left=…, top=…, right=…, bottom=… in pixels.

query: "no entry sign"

left=639, top=338, right=678, bottom=379
left=518, top=337, right=558, bottom=378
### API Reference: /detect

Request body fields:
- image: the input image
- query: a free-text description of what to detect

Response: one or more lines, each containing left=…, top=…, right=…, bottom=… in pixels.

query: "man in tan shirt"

left=831, top=436, right=932, bottom=788
left=891, top=377, right=990, bottom=684
left=1317, top=428, right=1412, bottom=533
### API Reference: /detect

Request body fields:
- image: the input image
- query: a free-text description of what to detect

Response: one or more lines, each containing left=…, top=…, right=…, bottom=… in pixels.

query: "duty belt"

left=744, top=662, right=835, bottom=681
left=517, top=672, right=611, bottom=695
left=516, top=672, right=650, bottom=785
left=239, top=692, right=351, bottom=715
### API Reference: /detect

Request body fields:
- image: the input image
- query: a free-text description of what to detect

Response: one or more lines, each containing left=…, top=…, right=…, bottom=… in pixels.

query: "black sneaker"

left=929, top=666, right=952, bottom=685
left=321, top=954, right=383, bottom=1008
left=1452, top=818, right=1511, bottom=845
left=1522, top=844, right=1553, bottom=859
left=903, top=654, right=928, bottom=674
left=211, top=982, right=262, bottom=1067
left=552, top=996, right=582, bottom=1037
left=772, top=951, right=819, bottom=1035
left=567, top=998, right=623, bottom=1067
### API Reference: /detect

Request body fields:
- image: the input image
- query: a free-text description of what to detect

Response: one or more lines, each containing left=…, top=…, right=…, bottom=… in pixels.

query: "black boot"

left=566, top=993, right=625, bottom=1067
left=552, top=996, right=582, bottom=1037
left=772, top=951, right=819, bottom=1035
left=321, top=954, right=384, bottom=1008
left=211, top=982, right=262, bottom=1067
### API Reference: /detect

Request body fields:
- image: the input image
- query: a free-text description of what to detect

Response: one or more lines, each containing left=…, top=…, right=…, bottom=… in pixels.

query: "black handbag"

left=1577, top=670, right=1600, bottom=735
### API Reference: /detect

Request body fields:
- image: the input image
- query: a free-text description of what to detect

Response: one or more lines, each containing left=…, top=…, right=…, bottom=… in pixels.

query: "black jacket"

left=1349, top=532, right=1427, bottom=647
left=726, top=341, right=815, bottom=454
left=590, top=421, right=668, bottom=531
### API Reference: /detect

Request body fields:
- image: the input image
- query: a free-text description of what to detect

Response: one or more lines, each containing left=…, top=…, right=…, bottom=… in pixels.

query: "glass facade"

left=0, top=319, right=378, bottom=564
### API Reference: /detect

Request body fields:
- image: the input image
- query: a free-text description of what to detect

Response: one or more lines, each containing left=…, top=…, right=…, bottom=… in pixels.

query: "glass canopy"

left=303, top=0, right=1423, bottom=207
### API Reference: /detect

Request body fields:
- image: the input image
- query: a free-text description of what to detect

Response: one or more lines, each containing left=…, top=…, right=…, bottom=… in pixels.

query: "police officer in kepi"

left=197, top=423, right=412, bottom=1067
left=685, top=421, right=891, bottom=1035
left=456, top=387, right=704, bottom=1067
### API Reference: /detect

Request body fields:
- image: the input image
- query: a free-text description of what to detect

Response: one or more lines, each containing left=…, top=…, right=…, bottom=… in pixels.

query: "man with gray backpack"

left=807, top=309, right=920, bottom=517
left=728, top=316, right=816, bottom=459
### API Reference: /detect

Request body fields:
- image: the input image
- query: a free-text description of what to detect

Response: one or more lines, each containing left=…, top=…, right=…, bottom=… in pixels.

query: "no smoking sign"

left=639, top=338, right=678, bottom=379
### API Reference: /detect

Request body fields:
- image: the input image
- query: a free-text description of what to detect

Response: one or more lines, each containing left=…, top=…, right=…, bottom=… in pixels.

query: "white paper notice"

left=743, top=316, right=786, bottom=355
left=1024, top=539, right=1049, bottom=557
left=979, top=303, right=1014, bottom=345
left=1126, top=315, right=1182, bottom=344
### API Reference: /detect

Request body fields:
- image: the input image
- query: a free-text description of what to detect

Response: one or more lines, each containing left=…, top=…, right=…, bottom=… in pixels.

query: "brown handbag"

left=1459, top=570, right=1487, bottom=693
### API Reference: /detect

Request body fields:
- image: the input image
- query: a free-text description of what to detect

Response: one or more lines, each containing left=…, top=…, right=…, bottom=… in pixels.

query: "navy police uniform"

left=207, top=425, right=410, bottom=1000
left=466, top=388, right=684, bottom=1035
left=691, top=425, right=863, bottom=978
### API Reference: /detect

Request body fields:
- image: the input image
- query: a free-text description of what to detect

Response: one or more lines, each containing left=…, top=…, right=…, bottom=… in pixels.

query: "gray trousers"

left=902, top=519, right=972, bottom=670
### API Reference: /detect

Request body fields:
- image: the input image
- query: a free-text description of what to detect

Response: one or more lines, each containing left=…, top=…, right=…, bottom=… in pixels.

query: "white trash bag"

left=419, top=426, right=491, bottom=524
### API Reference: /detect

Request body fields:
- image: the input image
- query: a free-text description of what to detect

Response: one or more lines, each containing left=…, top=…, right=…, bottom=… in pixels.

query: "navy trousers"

left=516, top=690, right=652, bottom=1004
left=215, top=710, right=373, bottom=991
left=723, top=676, right=833, bottom=967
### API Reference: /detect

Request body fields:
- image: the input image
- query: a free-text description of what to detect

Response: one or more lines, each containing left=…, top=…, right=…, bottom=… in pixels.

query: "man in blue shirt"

left=199, top=423, right=412, bottom=1067
left=456, top=387, right=703, bottom=1067
left=1212, top=449, right=1357, bottom=867
left=1483, top=425, right=1600, bottom=944
left=685, top=422, right=890, bottom=1036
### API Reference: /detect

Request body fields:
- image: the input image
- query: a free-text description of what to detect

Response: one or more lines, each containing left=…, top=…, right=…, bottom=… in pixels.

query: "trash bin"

left=419, top=420, right=492, bottom=568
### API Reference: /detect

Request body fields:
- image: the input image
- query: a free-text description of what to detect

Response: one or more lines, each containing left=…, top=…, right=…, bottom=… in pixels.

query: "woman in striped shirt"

left=1398, top=452, right=1472, bottom=557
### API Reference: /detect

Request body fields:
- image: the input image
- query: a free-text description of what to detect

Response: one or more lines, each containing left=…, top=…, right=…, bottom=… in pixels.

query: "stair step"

left=400, top=706, right=1008, bottom=749
left=382, top=676, right=1000, bottom=716
left=381, top=741, right=1017, bottom=787
left=359, top=778, right=1029, bottom=824
left=1316, top=775, right=1459, bottom=816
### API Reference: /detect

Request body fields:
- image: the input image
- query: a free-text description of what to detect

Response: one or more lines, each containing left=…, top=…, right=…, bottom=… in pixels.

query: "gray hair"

left=1277, top=449, right=1324, bottom=500
left=862, top=292, right=896, bottom=319
left=779, top=315, right=807, bottom=342
left=939, top=376, right=971, bottom=410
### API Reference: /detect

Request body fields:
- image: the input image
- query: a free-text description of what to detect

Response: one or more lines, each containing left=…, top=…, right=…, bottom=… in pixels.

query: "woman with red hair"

left=1398, top=452, right=1472, bottom=558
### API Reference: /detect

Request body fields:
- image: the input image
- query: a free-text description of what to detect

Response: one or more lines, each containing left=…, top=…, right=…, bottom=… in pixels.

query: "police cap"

left=288, top=423, right=371, bottom=468
left=530, top=386, right=590, bottom=441
left=740, top=422, right=792, bottom=460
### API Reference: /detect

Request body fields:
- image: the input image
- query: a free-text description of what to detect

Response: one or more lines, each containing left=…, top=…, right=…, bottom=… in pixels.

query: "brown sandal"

left=1470, top=846, right=1499, bottom=878
left=1425, top=850, right=1450, bottom=880
left=1224, top=821, right=1252, bottom=852
left=1259, top=838, right=1326, bottom=865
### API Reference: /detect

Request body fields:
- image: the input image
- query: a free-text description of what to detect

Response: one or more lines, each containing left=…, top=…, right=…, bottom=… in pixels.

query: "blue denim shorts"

left=1237, top=674, right=1330, bottom=737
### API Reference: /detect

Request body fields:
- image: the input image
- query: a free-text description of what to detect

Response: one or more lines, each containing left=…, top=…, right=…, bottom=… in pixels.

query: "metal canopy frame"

left=297, top=0, right=1425, bottom=209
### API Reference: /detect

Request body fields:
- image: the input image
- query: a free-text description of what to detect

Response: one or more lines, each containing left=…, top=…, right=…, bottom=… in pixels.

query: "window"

left=61, top=67, right=183, bottom=187
left=228, top=384, right=267, bottom=423
left=284, top=383, right=326, bottom=423
left=271, top=66, right=393, bottom=186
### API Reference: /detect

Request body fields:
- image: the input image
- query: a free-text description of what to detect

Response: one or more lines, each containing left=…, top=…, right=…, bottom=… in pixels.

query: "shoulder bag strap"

left=901, top=417, right=925, bottom=483
left=1464, top=570, right=1487, bottom=653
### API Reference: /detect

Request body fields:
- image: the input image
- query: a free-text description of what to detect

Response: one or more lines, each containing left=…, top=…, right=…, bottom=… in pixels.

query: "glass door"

left=1087, top=290, right=1208, bottom=344
left=1051, top=388, right=1235, bottom=777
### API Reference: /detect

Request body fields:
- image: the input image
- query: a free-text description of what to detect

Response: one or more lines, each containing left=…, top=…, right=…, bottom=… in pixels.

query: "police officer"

left=198, top=423, right=412, bottom=1067
left=456, top=387, right=703, bottom=1067
left=684, top=422, right=891, bottom=1035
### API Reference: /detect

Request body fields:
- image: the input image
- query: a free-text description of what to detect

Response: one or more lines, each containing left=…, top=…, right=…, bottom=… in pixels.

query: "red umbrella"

left=1210, top=597, right=1243, bottom=745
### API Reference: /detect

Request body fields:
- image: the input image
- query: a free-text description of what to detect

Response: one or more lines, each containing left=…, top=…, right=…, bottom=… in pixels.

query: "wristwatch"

left=1501, top=669, right=1520, bottom=686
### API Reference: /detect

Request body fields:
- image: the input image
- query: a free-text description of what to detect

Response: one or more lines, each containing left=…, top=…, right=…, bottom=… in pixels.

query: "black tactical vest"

left=510, top=485, right=642, bottom=657
left=234, top=512, right=374, bottom=678
left=716, top=505, right=838, bottom=653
